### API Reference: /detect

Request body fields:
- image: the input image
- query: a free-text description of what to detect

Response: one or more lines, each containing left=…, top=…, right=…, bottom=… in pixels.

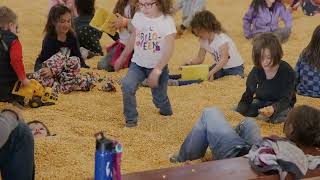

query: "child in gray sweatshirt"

left=0, top=107, right=34, bottom=180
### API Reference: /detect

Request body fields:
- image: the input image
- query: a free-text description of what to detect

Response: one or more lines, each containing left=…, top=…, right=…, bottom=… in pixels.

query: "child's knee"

left=121, top=78, right=139, bottom=94
left=239, top=118, right=258, bottom=129
left=202, top=107, right=224, bottom=119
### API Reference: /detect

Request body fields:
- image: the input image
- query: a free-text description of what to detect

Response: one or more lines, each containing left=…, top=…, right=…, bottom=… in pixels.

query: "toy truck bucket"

left=12, top=81, right=33, bottom=99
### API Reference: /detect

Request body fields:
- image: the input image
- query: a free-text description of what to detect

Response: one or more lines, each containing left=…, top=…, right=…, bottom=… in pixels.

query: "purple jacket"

left=243, top=2, right=292, bottom=38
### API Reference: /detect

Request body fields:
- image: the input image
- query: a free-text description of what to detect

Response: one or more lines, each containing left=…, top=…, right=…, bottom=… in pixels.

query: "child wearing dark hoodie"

left=0, top=6, right=30, bottom=105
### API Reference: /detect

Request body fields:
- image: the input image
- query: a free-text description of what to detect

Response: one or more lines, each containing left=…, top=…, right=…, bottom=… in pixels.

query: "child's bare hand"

left=208, top=70, right=215, bottom=81
left=113, top=13, right=125, bottom=29
left=147, top=68, right=161, bottom=88
left=40, top=68, right=53, bottom=78
left=21, top=78, right=30, bottom=87
left=259, top=106, right=274, bottom=117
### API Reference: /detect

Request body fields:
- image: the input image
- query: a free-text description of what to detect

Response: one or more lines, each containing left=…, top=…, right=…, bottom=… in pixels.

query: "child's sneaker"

left=169, top=153, right=182, bottom=163
left=125, top=121, right=137, bottom=128
left=168, top=79, right=179, bottom=86
left=160, top=106, right=173, bottom=116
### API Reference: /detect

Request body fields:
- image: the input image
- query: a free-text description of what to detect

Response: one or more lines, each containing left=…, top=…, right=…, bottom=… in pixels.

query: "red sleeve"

left=10, top=39, right=26, bottom=80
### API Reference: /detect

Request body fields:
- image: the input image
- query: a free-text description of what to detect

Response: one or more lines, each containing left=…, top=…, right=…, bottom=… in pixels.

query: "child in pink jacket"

left=48, top=0, right=78, bottom=17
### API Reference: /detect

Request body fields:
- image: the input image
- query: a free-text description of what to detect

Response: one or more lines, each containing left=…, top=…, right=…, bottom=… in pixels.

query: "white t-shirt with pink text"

left=131, top=12, right=176, bottom=68
left=200, top=33, right=243, bottom=69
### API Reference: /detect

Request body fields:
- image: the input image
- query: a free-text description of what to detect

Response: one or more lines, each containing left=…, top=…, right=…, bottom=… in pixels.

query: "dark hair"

left=44, top=4, right=73, bottom=37
left=156, top=0, right=173, bottom=15
left=252, top=33, right=283, bottom=68
left=75, top=0, right=95, bottom=16
left=300, top=25, right=320, bottom=70
left=250, top=0, right=284, bottom=13
left=0, top=6, right=17, bottom=29
left=113, top=0, right=137, bottom=18
left=27, top=120, right=51, bottom=136
left=190, top=10, right=223, bottom=34
left=284, top=105, right=320, bottom=146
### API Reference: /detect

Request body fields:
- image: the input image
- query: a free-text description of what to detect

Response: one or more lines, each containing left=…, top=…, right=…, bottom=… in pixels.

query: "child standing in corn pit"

left=114, top=0, right=176, bottom=128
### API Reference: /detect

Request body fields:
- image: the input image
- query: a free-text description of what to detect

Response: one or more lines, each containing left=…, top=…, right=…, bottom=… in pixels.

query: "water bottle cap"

left=95, top=132, right=113, bottom=151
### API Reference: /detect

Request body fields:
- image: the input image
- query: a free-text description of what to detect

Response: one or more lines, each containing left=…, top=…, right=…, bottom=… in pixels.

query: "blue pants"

left=175, top=107, right=261, bottom=161
left=0, top=122, right=35, bottom=180
left=211, top=64, right=244, bottom=80
left=121, top=63, right=172, bottom=123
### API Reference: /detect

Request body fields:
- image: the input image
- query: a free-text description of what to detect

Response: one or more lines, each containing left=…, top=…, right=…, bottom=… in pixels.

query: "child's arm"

left=147, top=33, right=176, bottom=88
left=270, top=68, right=296, bottom=117
left=114, top=27, right=136, bottom=71
left=243, top=6, right=254, bottom=39
left=0, top=107, right=20, bottom=148
left=183, top=47, right=206, bottom=66
left=237, top=67, right=258, bottom=115
left=35, top=37, right=56, bottom=71
left=154, top=33, right=176, bottom=71
left=113, top=13, right=131, bottom=30
left=208, top=43, right=229, bottom=81
left=9, top=39, right=29, bottom=87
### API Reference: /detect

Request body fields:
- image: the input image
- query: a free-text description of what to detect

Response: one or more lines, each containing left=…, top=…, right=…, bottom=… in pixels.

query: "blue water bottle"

left=94, top=132, right=114, bottom=180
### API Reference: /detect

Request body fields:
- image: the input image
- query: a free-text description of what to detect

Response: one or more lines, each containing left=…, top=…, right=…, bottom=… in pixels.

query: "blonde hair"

left=0, top=6, right=17, bottom=28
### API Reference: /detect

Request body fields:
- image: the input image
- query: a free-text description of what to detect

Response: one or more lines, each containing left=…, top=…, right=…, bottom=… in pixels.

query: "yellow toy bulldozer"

left=11, top=79, right=58, bottom=108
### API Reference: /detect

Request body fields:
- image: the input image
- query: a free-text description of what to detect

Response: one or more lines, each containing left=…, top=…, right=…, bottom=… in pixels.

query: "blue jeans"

left=0, top=122, right=35, bottom=180
left=176, top=107, right=261, bottom=161
left=121, top=63, right=172, bottom=123
left=210, top=64, right=244, bottom=80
